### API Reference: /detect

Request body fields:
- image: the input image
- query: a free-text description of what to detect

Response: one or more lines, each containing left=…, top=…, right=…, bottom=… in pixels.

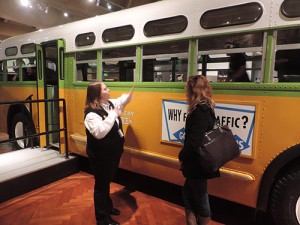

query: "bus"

left=1, top=0, right=300, bottom=224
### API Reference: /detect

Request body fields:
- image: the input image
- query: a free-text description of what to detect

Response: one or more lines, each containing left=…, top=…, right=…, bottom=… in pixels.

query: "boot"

left=185, top=209, right=197, bottom=225
left=197, top=216, right=211, bottom=225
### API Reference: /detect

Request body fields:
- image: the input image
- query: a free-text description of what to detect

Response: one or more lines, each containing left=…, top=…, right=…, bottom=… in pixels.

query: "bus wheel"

left=10, top=113, right=35, bottom=149
left=270, top=165, right=300, bottom=225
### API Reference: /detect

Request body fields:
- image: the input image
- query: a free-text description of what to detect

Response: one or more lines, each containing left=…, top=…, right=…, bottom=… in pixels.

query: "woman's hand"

left=122, top=91, right=133, bottom=106
left=114, top=107, right=123, bottom=116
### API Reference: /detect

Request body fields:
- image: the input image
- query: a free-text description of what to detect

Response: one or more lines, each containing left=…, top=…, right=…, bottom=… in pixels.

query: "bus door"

left=36, top=40, right=65, bottom=150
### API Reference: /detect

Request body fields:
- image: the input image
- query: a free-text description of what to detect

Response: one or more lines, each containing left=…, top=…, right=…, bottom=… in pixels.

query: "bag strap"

left=208, top=108, right=222, bottom=129
left=208, top=108, right=216, bottom=123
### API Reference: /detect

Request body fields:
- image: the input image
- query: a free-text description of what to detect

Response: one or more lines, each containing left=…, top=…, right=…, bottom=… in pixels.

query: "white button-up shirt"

left=84, top=93, right=130, bottom=139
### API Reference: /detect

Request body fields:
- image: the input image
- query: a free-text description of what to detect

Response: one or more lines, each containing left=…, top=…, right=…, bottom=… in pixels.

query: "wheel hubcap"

left=14, top=121, right=27, bottom=148
left=296, top=196, right=300, bottom=223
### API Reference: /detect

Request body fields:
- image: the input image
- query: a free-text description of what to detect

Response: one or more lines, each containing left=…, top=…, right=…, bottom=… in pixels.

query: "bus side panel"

left=68, top=86, right=300, bottom=209
left=69, top=88, right=185, bottom=182
left=68, top=87, right=86, bottom=156
left=209, top=92, right=300, bottom=208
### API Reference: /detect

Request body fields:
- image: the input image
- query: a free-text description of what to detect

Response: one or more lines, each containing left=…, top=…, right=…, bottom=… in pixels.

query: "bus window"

left=198, top=32, right=263, bottom=82
left=102, top=46, right=135, bottom=82
left=281, top=0, right=300, bottom=18
left=22, top=58, right=37, bottom=81
left=142, top=40, right=189, bottom=82
left=19, top=58, right=36, bottom=81
left=76, top=51, right=97, bottom=82
left=102, top=25, right=134, bottom=43
left=274, top=28, right=300, bottom=82
left=6, top=59, right=25, bottom=81
left=198, top=52, right=262, bottom=82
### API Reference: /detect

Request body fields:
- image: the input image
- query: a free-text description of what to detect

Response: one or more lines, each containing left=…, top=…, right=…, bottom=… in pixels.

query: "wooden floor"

left=0, top=171, right=223, bottom=225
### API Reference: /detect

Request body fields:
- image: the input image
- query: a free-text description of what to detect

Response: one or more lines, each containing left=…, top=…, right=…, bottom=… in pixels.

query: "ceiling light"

left=96, top=0, right=100, bottom=7
left=64, top=12, right=69, bottom=17
left=20, top=0, right=30, bottom=7
left=107, top=3, right=111, bottom=10
left=37, top=3, right=42, bottom=11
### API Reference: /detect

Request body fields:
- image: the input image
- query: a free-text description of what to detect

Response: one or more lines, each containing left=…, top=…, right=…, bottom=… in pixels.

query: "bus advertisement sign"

left=162, top=100, right=255, bottom=156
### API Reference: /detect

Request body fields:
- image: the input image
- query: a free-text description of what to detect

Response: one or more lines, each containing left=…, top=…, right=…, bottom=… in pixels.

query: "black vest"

left=84, top=102, right=124, bottom=161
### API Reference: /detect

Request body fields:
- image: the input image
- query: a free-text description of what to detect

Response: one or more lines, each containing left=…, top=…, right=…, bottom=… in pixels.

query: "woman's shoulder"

left=195, top=103, right=211, bottom=111
left=85, top=107, right=104, bottom=115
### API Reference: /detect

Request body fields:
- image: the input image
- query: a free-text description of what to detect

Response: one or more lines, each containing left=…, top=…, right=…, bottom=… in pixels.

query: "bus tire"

left=10, top=112, right=36, bottom=150
left=270, top=165, right=300, bottom=225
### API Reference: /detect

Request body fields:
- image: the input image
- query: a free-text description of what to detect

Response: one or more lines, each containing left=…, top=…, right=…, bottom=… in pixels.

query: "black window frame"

left=102, top=25, right=135, bottom=43
left=200, top=2, right=263, bottom=29
left=281, top=0, right=300, bottom=18
left=5, top=46, right=18, bottom=56
left=21, top=43, right=35, bottom=54
left=144, top=15, right=188, bottom=37
left=75, top=32, right=96, bottom=47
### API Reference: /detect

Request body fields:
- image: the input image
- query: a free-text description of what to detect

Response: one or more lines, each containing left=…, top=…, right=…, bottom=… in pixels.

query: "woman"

left=84, top=82, right=132, bottom=225
left=178, top=75, right=220, bottom=225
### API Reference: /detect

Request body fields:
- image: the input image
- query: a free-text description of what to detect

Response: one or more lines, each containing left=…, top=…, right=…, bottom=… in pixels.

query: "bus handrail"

left=0, top=98, right=69, bottom=159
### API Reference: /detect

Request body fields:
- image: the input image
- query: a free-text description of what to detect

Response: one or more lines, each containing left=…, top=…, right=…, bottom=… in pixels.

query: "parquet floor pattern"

left=0, top=172, right=222, bottom=225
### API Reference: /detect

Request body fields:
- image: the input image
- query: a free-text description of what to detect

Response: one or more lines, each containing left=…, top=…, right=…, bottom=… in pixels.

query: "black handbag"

left=196, top=114, right=240, bottom=173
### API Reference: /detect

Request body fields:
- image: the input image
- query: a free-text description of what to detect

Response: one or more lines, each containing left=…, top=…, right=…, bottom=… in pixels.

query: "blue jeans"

left=182, top=178, right=211, bottom=217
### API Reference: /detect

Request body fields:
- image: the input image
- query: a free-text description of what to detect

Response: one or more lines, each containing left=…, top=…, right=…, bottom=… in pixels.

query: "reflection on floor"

left=0, top=172, right=223, bottom=225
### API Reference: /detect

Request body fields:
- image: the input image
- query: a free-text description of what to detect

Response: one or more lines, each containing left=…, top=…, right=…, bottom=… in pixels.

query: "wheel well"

left=7, top=104, right=33, bottom=138
left=257, top=144, right=300, bottom=212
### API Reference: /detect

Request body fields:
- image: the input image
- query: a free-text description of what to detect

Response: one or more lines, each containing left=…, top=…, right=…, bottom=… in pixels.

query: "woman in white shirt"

left=84, top=82, right=132, bottom=225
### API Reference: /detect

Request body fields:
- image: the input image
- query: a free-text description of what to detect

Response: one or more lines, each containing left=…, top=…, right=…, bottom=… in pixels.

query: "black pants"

left=89, top=158, right=121, bottom=224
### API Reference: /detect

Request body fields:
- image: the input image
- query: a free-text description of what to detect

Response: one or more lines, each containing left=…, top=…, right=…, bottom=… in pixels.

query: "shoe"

left=110, top=208, right=121, bottom=216
left=106, top=217, right=120, bottom=225
left=97, top=216, right=120, bottom=225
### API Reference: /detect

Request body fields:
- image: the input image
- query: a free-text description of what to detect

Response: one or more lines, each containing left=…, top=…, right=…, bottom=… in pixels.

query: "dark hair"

left=186, top=75, right=214, bottom=113
left=85, top=82, right=103, bottom=111
left=229, top=53, right=246, bottom=70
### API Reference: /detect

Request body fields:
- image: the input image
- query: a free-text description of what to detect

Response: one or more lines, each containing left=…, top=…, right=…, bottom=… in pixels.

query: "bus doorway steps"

left=0, top=148, right=79, bottom=204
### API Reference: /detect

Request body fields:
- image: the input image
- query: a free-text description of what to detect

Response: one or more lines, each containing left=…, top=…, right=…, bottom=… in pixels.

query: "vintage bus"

left=0, top=0, right=300, bottom=224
